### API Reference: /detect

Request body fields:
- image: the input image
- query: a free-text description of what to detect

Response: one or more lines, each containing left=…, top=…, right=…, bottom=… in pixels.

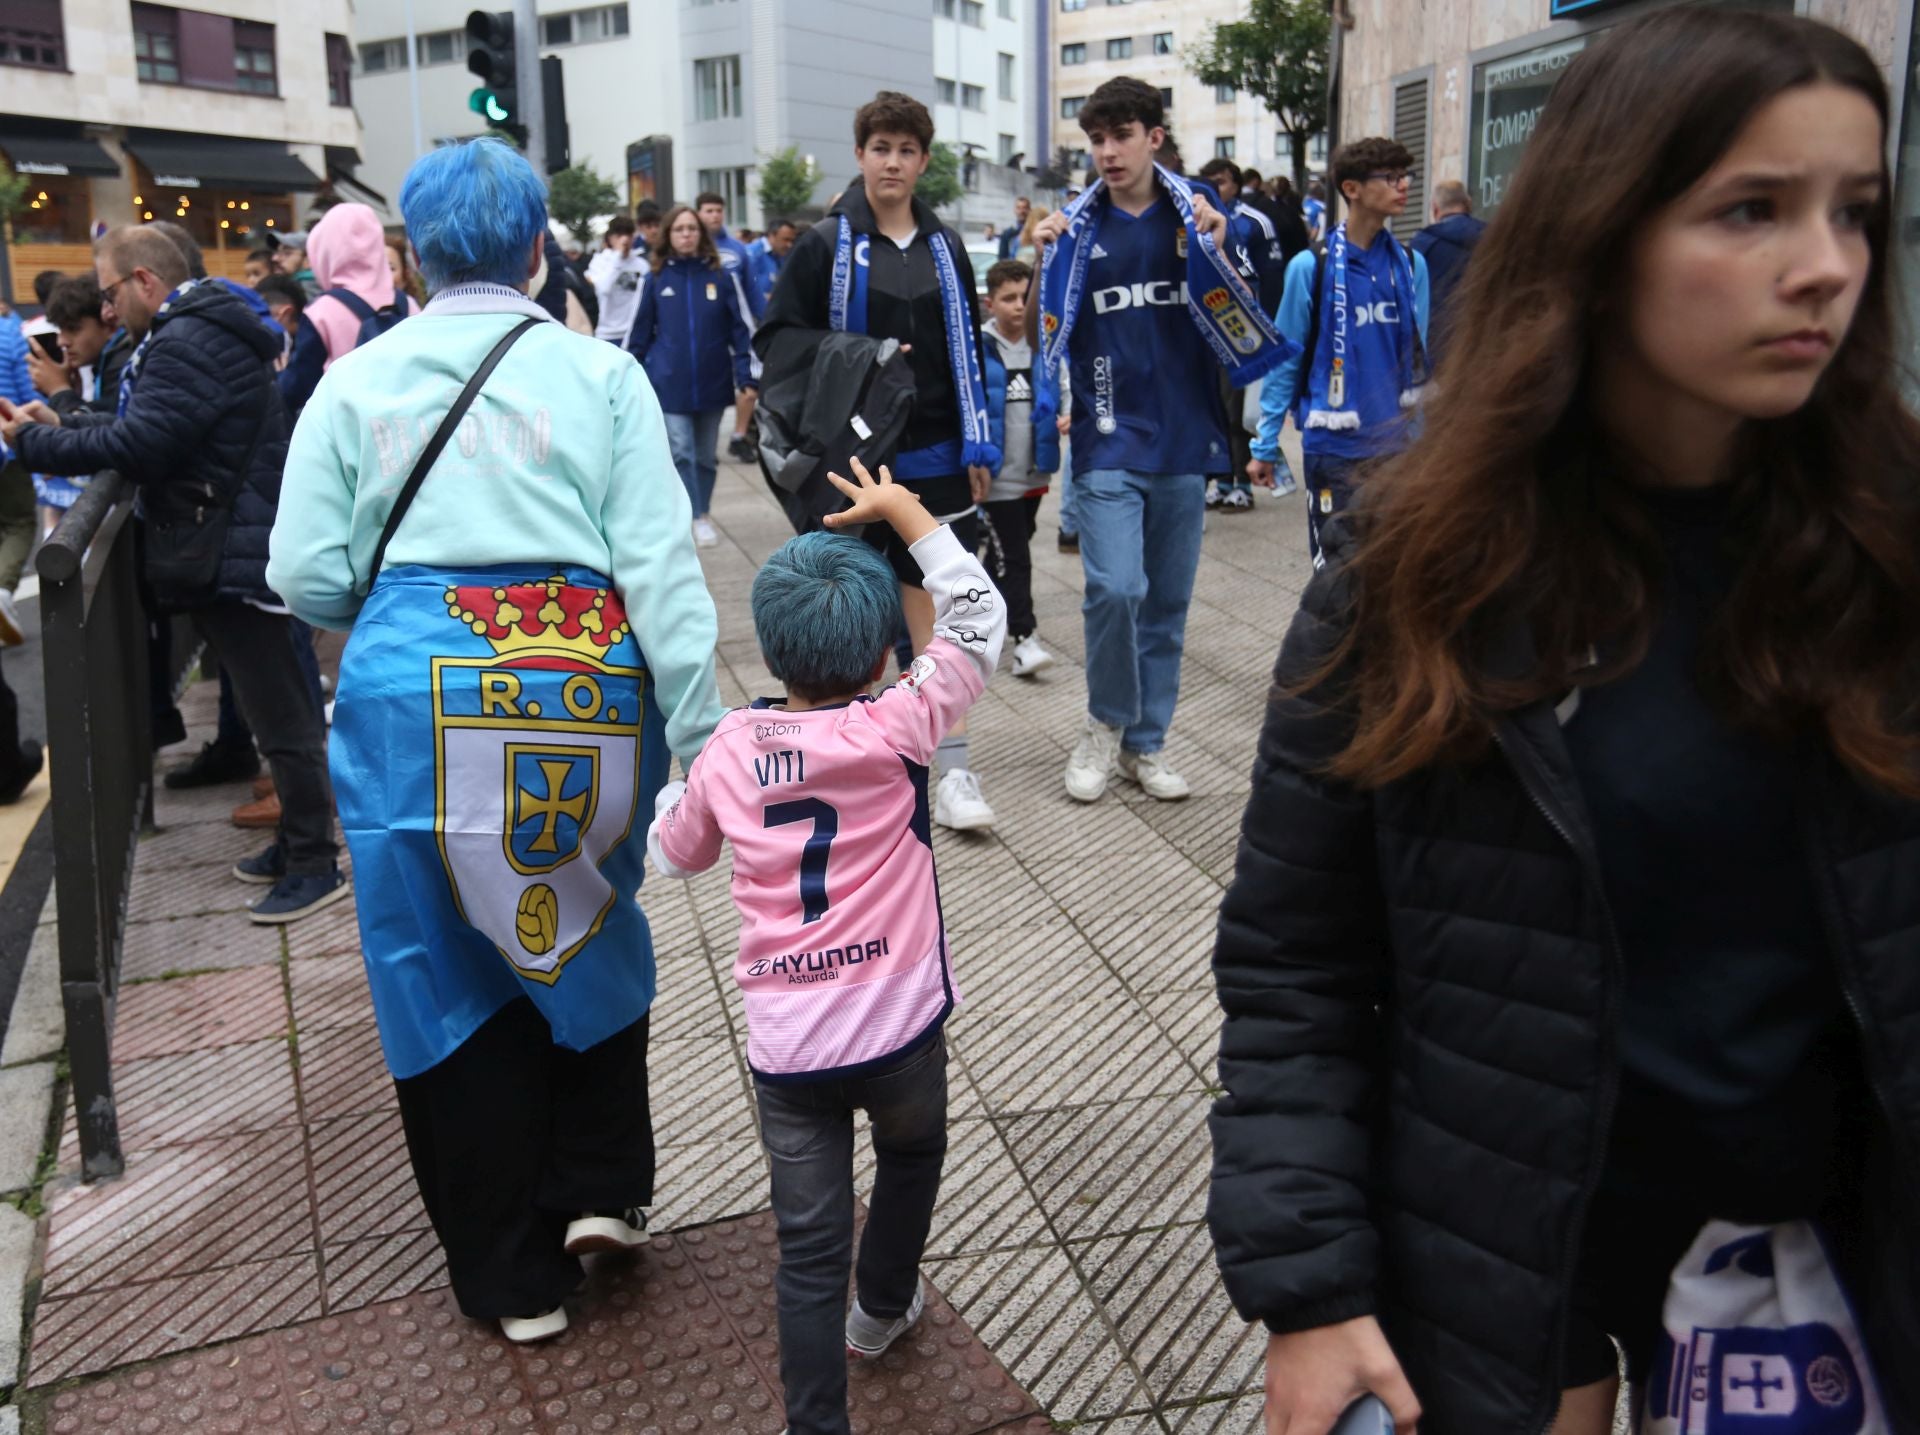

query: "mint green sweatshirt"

left=267, top=293, right=726, bottom=761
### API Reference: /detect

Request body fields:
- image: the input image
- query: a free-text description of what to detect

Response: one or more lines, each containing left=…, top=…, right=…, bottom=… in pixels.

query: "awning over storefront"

left=325, top=146, right=388, bottom=208
left=122, top=130, right=323, bottom=194
left=0, top=120, right=120, bottom=179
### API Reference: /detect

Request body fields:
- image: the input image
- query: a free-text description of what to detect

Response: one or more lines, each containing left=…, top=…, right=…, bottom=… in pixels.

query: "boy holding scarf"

left=1249, top=138, right=1432, bottom=568
left=755, top=91, right=1002, bottom=834
left=1031, top=77, right=1294, bottom=806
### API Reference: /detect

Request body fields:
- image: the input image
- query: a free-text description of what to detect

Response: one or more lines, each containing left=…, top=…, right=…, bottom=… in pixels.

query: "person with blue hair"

left=269, top=137, right=727, bottom=1346
left=649, top=459, right=1006, bottom=1435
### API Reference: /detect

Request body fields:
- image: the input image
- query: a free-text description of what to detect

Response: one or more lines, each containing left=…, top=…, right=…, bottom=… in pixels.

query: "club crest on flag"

left=432, top=579, right=646, bottom=985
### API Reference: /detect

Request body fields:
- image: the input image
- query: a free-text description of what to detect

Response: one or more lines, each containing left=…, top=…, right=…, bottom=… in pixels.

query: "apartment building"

left=0, top=0, right=362, bottom=302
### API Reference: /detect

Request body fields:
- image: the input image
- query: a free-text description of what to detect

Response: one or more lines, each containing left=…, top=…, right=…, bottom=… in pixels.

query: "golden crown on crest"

left=444, top=579, right=631, bottom=662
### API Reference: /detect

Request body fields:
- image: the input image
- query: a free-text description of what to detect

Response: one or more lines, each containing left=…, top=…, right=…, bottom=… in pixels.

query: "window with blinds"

left=1391, top=76, right=1429, bottom=242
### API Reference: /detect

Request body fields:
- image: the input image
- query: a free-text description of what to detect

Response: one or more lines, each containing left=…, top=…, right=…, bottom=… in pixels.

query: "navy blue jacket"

left=15, top=281, right=288, bottom=604
left=624, top=256, right=754, bottom=414
left=1410, top=211, right=1487, bottom=365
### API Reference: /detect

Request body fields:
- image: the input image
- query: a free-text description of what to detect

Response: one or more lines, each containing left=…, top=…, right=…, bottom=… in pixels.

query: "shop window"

left=0, top=0, right=65, bottom=69
left=12, top=173, right=90, bottom=244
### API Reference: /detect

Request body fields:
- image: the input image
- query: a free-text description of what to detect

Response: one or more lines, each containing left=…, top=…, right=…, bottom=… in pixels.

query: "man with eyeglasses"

left=1248, top=137, right=1432, bottom=566
left=0, top=225, right=348, bottom=923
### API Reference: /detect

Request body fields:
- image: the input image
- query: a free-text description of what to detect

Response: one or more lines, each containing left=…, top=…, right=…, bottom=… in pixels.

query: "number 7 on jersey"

left=763, top=798, right=838, bottom=924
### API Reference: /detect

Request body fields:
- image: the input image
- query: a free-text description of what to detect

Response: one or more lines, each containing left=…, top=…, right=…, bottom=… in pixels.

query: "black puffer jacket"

left=17, top=281, right=288, bottom=605
left=1207, top=534, right=1920, bottom=1433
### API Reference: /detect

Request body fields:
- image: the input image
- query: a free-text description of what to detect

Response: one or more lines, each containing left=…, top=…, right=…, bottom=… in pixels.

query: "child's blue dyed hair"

left=752, top=532, right=902, bottom=700
left=399, top=138, right=548, bottom=294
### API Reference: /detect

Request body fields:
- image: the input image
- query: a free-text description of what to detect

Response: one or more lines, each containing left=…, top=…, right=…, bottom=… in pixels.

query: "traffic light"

left=466, top=10, right=522, bottom=142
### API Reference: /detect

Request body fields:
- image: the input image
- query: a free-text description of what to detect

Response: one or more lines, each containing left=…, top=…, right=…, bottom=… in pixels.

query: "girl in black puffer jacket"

left=1207, top=12, right=1920, bottom=1435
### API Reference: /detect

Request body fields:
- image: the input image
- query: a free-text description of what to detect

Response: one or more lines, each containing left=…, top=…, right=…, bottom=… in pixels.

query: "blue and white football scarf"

left=117, top=278, right=207, bottom=416
left=1641, top=1220, right=1888, bottom=1434
left=1304, top=221, right=1427, bottom=434
left=1038, top=163, right=1294, bottom=388
left=828, top=216, right=1000, bottom=474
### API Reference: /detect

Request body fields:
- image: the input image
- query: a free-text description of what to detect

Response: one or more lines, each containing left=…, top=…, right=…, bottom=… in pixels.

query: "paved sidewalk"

left=19, top=452, right=1316, bottom=1433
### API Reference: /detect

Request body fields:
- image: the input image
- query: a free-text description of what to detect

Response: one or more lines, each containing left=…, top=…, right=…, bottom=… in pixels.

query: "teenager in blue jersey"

left=1249, top=138, right=1431, bottom=567
left=698, top=192, right=763, bottom=462
left=1030, top=76, right=1293, bottom=806
left=756, top=90, right=1003, bottom=833
left=747, top=219, right=797, bottom=314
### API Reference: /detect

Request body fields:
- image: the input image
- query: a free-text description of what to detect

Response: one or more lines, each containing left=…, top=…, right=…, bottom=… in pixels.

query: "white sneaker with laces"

left=692, top=517, right=719, bottom=547
left=1203, top=480, right=1223, bottom=510
left=846, top=1283, right=926, bottom=1359
left=1064, top=719, right=1123, bottom=803
left=1117, top=747, right=1191, bottom=801
left=564, top=1207, right=650, bottom=1256
left=500, top=1307, right=568, bottom=1343
left=1010, top=634, right=1054, bottom=678
left=934, top=768, right=996, bottom=831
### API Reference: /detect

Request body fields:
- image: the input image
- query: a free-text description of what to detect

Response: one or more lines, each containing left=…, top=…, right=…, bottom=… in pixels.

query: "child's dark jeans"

left=752, top=1035, right=950, bottom=1435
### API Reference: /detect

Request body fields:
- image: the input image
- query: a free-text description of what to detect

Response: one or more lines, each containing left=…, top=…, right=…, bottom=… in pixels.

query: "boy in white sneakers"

left=649, top=458, right=1005, bottom=1435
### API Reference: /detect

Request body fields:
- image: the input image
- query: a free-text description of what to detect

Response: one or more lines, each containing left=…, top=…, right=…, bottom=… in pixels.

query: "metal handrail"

left=37, top=471, right=148, bottom=1180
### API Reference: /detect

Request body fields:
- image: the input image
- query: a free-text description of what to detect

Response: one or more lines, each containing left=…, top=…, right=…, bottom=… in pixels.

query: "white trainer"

left=1010, top=634, right=1054, bottom=678
left=1064, top=719, right=1123, bottom=803
left=500, top=1307, right=568, bottom=1343
left=692, top=517, right=719, bottom=547
left=564, top=1207, right=649, bottom=1256
left=934, top=768, right=996, bottom=831
left=846, top=1283, right=926, bottom=1359
left=1117, top=747, right=1191, bottom=801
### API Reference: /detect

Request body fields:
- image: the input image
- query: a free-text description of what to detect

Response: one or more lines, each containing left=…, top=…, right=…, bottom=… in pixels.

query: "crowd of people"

left=0, top=7, right=1916, bottom=1434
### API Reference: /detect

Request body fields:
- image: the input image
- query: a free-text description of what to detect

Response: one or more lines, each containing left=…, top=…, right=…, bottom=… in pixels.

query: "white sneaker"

left=1118, top=747, right=1191, bottom=801
left=933, top=768, right=996, bottom=831
left=846, top=1283, right=926, bottom=1359
left=1064, top=719, right=1123, bottom=803
left=1010, top=634, right=1054, bottom=678
left=0, top=589, right=23, bottom=648
left=500, top=1307, right=567, bottom=1343
left=692, top=517, right=719, bottom=547
left=564, top=1207, right=649, bottom=1256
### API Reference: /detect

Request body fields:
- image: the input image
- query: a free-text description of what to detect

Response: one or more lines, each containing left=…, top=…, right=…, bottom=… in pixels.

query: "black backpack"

left=322, top=287, right=407, bottom=348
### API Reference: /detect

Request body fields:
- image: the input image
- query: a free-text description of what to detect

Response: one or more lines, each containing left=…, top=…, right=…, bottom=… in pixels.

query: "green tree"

left=916, top=141, right=964, bottom=210
left=1186, top=0, right=1330, bottom=193
left=546, top=162, right=623, bottom=247
left=0, top=161, right=30, bottom=304
left=758, top=147, right=822, bottom=220
left=1034, top=145, right=1079, bottom=192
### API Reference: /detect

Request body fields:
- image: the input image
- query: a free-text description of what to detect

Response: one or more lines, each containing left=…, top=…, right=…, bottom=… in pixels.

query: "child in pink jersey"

left=647, top=458, right=1005, bottom=1435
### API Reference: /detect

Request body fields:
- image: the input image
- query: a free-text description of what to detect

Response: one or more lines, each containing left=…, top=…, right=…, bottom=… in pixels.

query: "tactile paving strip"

left=25, top=1212, right=1047, bottom=1434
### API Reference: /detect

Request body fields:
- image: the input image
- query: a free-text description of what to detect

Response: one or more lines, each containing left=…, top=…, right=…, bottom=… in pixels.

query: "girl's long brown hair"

left=1329, top=8, right=1920, bottom=797
left=651, top=205, right=721, bottom=273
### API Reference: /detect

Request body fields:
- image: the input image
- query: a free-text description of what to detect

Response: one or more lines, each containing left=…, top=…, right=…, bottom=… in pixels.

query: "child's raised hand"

left=823, top=458, right=937, bottom=544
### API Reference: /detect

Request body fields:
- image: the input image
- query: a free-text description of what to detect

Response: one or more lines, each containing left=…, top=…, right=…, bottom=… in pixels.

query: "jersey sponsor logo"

left=1353, top=300, right=1400, bottom=327
left=1090, top=280, right=1190, bottom=314
left=1092, top=353, right=1116, bottom=433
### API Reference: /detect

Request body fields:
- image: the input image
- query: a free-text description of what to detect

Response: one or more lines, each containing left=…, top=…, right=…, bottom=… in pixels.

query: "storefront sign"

left=1468, top=33, right=1592, bottom=216
left=15, top=162, right=70, bottom=176
left=152, top=174, right=202, bottom=189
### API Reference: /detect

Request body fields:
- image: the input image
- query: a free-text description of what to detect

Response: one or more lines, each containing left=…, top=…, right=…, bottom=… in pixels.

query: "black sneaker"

left=0, top=741, right=44, bottom=805
left=248, top=868, right=350, bottom=925
left=164, top=740, right=261, bottom=790
left=1057, top=532, right=1080, bottom=554
left=233, top=843, right=286, bottom=885
left=727, top=435, right=756, bottom=463
left=564, top=1207, right=649, bottom=1255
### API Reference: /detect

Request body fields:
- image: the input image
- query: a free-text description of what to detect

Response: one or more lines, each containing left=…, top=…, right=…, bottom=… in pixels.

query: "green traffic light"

left=468, top=86, right=511, bottom=123
left=487, top=95, right=509, bottom=122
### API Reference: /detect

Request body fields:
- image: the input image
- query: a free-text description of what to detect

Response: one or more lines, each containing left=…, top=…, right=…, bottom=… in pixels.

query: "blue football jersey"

left=1065, top=201, right=1231, bottom=478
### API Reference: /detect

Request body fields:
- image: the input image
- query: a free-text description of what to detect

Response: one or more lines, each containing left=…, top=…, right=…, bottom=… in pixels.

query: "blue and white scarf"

left=827, top=216, right=1000, bottom=476
left=1305, top=221, right=1427, bottom=433
left=1038, top=163, right=1294, bottom=388
left=117, top=278, right=208, bottom=416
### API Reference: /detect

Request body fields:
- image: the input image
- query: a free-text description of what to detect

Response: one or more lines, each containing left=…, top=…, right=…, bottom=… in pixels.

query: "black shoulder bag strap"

left=366, top=316, right=542, bottom=586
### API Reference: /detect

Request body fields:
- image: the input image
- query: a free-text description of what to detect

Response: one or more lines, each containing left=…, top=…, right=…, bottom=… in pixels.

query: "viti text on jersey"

left=1091, top=280, right=1190, bottom=314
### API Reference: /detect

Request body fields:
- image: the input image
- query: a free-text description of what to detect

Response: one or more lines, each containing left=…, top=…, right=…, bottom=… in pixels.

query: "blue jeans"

left=1076, top=468, right=1206, bottom=754
left=662, top=408, right=723, bottom=517
left=754, top=1037, right=949, bottom=1435
left=1057, top=465, right=1078, bottom=538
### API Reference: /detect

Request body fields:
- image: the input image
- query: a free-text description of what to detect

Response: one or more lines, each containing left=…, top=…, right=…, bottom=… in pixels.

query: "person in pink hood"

left=277, top=203, right=418, bottom=416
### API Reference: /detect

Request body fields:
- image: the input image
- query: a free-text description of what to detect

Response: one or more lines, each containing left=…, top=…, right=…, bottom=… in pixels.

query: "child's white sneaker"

left=1064, top=719, right=1123, bottom=802
left=845, top=1283, right=926, bottom=1359
left=933, top=768, right=995, bottom=831
left=693, top=517, right=719, bottom=547
left=1010, top=634, right=1054, bottom=678
left=500, top=1306, right=567, bottom=1343
left=564, top=1206, right=649, bottom=1255
left=1117, top=747, right=1191, bottom=801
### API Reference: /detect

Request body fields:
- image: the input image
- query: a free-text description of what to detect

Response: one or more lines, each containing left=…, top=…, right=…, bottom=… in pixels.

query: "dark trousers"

left=394, top=999, right=656, bottom=1318
left=1303, top=452, right=1365, bottom=568
left=214, top=627, right=321, bottom=750
left=979, top=495, right=1041, bottom=641
left=754, top=1037, right=949, bottom=1435
left=189, top=603, right=336, bottom=874
left=0, top=648, right=31, bottom=786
